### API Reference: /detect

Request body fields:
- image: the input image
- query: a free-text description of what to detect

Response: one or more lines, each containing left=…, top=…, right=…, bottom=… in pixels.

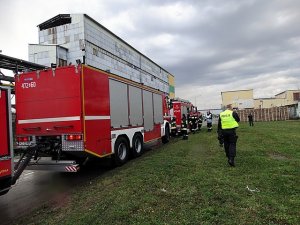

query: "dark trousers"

left=249, top=120, right=254, bottom=126
left=222, top=129, right=238, bottom=159
left=207, top=122, right=212, bottom=131
left=181, top=128, right=188, bottom=136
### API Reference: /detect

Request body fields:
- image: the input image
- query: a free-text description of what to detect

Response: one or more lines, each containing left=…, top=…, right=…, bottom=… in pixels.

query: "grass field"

left=15, top=121, right=300, bottom=225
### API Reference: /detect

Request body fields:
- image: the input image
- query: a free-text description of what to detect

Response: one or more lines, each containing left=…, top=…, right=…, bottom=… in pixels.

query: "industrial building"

left=221, top=89, right=300, bottom=120
left=221, top=89, right=254, bottom=109
left=221, top=89, right=300, bottom=109
left=28, top=14, right=175, bottom=97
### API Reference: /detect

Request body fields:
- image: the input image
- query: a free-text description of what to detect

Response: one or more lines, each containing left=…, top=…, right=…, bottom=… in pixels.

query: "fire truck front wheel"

left=113, top=136, right=129, bottom=166
left=131, top=133, right=144, bottom=158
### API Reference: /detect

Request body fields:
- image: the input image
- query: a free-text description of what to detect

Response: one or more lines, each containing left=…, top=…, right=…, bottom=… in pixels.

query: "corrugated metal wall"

left=30, top=14, right=172, bottom=95
left=237, top=106, right=289, bottom=122
left=84, top=15, right=169, bottom=93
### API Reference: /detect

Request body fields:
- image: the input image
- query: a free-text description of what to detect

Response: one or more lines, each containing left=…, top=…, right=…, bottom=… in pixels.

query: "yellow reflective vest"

left=220, top=110, right=239, bottom=129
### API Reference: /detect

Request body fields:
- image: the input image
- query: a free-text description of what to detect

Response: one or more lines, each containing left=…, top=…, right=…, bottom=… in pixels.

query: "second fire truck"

left=168, top=98, right=201, bottom=136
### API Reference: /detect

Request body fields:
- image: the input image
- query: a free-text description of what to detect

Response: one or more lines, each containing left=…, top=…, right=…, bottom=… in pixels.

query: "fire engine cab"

left=169, top=98, right=193, bottom=135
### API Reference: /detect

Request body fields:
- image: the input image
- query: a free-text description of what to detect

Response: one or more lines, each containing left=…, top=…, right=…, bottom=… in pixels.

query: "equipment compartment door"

left=15, top=66, right=83, bottom=135
left=83, top=66, right=111, bottom=156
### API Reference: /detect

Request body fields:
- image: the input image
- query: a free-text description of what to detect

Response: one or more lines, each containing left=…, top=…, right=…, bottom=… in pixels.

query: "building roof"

left=275, top=90, right=300, bottom=96
left=221, top=89, right=253, bottom=94
left=0, top=54, right=48, bottom=73
left=38, top=14, right=72, bottom=30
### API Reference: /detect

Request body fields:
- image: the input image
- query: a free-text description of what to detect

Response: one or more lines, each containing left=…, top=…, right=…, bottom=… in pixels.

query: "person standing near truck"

left=181, top=114, right=188, bottom=139
left=218, top=105, right=240, bottom=167
left=206, top=110, right=213, bottom=132
left=170, top=117, right=177, bottom=136
left=197, top=112, right=203, bottom=130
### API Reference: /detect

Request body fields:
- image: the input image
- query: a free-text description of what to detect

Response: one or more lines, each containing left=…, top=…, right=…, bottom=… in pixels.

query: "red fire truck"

left=15, top=65, right=171, bottom=171
left=0, top=86, right=13, bottom=195
left=169, top=98, right=193, bottom=135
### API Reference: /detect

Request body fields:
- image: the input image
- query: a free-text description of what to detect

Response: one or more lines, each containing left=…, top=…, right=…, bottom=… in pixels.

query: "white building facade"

left=28, top=14, right=171, bottom=94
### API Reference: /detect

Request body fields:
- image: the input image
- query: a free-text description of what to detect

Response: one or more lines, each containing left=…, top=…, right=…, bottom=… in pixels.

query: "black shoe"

left=228, top=158, right=235, bottom=167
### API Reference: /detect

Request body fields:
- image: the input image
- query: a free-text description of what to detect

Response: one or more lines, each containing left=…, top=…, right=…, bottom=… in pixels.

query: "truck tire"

left=162, top=125, right=170, bottom=144
left=131, top=133, right=143, bottom=158
left=113, top=136, right=129, bottom=166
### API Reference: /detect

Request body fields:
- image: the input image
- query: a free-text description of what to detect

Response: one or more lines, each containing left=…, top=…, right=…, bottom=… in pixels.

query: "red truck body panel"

left=0, top=90, right=10, bottom=157
left=15, top=67, right=83, bottom=136
left=82, top=66, right=111, bottom=156
left=0, top=87, right=13, bottom=193
left=0, top=160, right=12, bottom=178
left=144, top=124, right=161, bottom=142
left=173, top=102, right=182, bottom=126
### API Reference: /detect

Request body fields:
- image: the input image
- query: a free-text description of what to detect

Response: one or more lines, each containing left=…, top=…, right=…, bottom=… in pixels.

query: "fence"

left=237, top=106, right=289, bottom=122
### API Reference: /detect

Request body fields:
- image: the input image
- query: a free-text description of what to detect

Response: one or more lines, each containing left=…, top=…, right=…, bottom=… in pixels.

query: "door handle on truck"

left=23, top=127, right=41, bottom=131
left=54, top=125, right=74, bottom=130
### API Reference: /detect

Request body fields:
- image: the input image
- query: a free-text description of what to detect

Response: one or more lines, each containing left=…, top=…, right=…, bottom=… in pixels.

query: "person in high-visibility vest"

left=217, top=104, right=240, bottom=167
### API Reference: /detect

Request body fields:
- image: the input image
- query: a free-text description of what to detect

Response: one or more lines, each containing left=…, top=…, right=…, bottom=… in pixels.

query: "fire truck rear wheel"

left=132, top=133, right=144, bottom=157
left=113, top=136, right=129, bottom=166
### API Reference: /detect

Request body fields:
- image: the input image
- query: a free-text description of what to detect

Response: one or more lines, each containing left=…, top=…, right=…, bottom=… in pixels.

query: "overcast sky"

left=1, top=0, right=300, bottom=109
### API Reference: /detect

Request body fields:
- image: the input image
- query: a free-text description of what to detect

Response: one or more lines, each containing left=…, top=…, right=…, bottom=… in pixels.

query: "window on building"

left=93, top=48, right=98, bottom=56
left=48, top=27, right=57, bottom=35
left=293, top=92, right=300, bottom=101
left=58, top=58, right=67, bottom=67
